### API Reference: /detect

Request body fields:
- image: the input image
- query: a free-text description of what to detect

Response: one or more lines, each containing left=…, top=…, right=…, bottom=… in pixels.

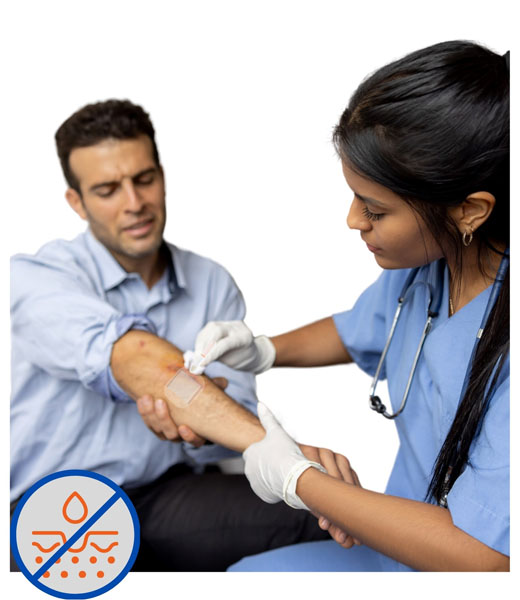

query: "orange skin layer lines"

left=32, top=531, right=118, bottom=553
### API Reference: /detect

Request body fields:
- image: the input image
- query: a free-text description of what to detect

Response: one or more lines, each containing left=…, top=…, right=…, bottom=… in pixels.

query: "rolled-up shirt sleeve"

left=93, top=314, right=157, bottom=402
left=11, top=255, right=155, bottom=401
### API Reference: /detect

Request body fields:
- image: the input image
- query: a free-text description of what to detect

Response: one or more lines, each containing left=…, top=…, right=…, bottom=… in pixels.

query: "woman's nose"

left=346, top=198, right=371, bottom=231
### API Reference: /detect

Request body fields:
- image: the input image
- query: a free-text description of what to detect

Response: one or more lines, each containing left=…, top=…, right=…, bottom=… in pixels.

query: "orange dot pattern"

left=36, top=553, right=117, bottom=579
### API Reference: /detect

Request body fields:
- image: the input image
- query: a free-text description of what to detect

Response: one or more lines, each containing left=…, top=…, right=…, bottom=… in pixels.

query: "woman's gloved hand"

left=243, top=403, right=326, bottom=510
left=184, top=320, right=276, bottom=375
left=244, top=404, right=362, bottom=548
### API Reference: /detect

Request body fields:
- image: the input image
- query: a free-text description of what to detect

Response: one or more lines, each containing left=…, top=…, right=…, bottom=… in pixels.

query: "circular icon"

left=11, top=470, right=140, bottom=599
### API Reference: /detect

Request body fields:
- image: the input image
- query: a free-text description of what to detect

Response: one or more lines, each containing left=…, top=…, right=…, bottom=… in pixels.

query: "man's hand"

left=136, top=395, right=206, bottom=446
left=299, top=444, right=362, bottom=549
left=136, top=377, right=230, bottom=448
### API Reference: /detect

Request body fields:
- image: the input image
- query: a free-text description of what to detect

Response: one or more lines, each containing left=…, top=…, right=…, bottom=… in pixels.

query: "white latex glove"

left=243, top=403, right=326, bottom=510
left=184, top=320, right=276, bottom=375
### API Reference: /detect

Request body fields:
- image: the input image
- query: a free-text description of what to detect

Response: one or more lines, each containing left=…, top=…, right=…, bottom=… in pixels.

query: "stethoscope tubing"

left=369, top=250, right=509, bottom=420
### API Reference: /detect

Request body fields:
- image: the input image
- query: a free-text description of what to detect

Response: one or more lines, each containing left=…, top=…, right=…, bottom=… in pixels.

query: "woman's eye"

left=362, top=205, right=384, bottom=221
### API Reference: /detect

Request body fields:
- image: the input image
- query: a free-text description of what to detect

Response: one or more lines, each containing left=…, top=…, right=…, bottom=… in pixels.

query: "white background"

left=2, top=0, right=516, bottom=597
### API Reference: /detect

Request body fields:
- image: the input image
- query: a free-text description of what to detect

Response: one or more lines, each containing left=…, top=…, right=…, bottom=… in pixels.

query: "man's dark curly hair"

left=55, top=99, right=161, bottom=193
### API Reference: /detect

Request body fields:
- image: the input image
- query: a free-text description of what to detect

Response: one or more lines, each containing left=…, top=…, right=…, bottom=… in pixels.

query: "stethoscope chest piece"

left=369, top=271, right=439, bottom=420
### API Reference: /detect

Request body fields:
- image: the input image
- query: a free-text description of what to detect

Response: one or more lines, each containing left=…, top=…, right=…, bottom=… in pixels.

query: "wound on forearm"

left=164, top=368, right=205, bottom=408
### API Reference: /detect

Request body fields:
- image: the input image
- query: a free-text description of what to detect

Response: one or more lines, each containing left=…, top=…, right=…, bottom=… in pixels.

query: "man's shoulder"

left=11, top=232, right=93, bottom=275
left=166, top=243, right=245, bottom=316
left=166, top=242, right=237, bottom=285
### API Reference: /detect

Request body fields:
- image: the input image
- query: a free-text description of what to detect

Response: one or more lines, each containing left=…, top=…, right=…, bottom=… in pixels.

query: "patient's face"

left=67, top=135, right=166, bottom=268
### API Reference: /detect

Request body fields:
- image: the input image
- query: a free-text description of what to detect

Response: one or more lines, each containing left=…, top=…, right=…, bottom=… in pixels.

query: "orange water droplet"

left=62, top=491, right=88, bottom=524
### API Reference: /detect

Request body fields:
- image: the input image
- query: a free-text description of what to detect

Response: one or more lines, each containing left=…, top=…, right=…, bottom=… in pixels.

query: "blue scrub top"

left=333, top=260, right=509, bottom=567
left=230, top=260, right=509, bottom=572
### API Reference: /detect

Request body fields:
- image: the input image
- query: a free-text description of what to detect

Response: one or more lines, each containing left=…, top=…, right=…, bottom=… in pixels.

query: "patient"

left=10, top=99, right=330, bottom=571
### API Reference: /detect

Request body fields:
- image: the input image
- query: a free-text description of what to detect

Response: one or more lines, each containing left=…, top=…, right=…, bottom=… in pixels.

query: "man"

left=10, top=99, right=328, bottom=571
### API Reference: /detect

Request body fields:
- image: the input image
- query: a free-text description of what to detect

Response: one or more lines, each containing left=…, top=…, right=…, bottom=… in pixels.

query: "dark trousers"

left=125, top=464, right=329, bottom=571
left=11, top=464, right=328, bottom=572
left=10, top=499, right=19, bottom=572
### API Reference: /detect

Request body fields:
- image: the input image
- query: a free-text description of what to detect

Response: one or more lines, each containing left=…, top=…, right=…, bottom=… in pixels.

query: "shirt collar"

left=84, top=228, right=184, bottom=294
left=162, top=242, right=186, bottom=294
left=168, top=243, right=187, bottom=290
left=84, top=229, right=129, bottom=291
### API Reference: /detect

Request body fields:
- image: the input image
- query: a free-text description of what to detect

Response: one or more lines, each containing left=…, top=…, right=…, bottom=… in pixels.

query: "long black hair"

left=332, top=41, right=509, bottom=504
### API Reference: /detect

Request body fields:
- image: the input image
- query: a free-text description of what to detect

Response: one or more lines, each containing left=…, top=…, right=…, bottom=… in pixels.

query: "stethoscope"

left=369, top=250, right=510, bottom=420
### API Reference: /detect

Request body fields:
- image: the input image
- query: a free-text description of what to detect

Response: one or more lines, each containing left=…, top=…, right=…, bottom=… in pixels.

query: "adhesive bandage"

left=164, top=369, right=203, bottom=408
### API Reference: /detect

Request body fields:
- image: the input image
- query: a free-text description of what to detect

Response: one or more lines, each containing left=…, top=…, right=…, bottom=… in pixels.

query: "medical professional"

left=184, top=41, right=510, bottom=571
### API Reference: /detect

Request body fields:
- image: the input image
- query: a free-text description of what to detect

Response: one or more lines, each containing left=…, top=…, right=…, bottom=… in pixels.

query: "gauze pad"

left=164, top=369, right=203, bottom=408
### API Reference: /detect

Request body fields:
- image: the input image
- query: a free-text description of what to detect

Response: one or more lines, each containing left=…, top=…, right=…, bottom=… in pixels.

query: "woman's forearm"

left=271, top=317, right=352, bottom=367
left=296, top=469, right=509, bottom=572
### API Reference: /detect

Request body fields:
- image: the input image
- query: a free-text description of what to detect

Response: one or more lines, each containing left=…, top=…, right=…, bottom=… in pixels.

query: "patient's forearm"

left=272, top=317, right=352, bottom=367
left=111, top=330, right=264, bottom=452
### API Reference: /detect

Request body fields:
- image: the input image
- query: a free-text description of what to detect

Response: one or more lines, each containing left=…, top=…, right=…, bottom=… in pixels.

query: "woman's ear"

left=448, top=191, right=496, bottom=235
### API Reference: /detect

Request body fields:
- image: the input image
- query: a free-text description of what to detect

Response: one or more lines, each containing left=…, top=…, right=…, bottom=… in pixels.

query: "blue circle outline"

left=10, top=470, right=140, bottom=599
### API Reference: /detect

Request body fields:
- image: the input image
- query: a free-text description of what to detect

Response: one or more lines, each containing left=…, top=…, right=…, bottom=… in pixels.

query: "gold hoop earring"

left=462, top=230, right=473, bottom=247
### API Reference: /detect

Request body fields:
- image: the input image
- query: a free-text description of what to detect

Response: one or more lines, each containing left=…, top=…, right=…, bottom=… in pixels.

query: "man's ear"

left=65, top=188, right=88, bottom=221
left=448, top=191, right=496, bottom=235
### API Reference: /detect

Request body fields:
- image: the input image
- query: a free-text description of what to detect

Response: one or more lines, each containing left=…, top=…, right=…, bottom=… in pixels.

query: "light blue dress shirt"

left=11, top=229, right=257, bottom=502
left=230, top=260, right=509, bottom=572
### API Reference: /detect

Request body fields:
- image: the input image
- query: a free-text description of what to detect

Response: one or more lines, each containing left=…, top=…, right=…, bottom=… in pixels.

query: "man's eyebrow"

left=354, top=191, right=387, bottom=209
left=89, top=167, right=158, bottom=192
left=132, top=167, right=158, bottom=180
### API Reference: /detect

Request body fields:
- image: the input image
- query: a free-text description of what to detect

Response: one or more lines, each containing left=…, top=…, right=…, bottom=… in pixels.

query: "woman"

left=187, top=41, right=510, bottom=571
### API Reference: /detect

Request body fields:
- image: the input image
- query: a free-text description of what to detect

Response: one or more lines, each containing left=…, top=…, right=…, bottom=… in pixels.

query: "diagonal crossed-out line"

left=32, top=491, right=121, bottom=582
